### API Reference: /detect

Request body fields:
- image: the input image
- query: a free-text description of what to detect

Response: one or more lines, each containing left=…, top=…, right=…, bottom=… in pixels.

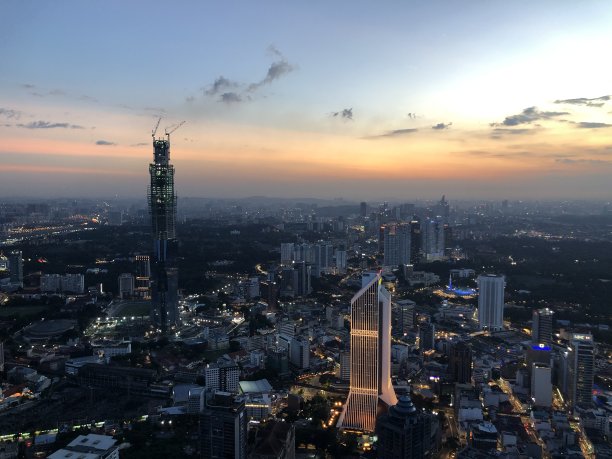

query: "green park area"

left=0, top=305, right=48, bottom=317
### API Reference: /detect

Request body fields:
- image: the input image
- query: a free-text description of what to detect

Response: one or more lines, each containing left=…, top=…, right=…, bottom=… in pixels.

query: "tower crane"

left=152, top=117, right=162, bottom=138
left=165, top=121, right=185, bottom=137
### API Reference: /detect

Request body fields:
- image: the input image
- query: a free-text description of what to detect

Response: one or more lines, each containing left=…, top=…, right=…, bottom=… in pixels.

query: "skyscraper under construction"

left=148, top=124, right=179, bottom=333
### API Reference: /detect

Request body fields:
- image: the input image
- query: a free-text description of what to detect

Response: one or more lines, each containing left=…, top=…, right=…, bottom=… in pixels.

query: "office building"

left=289, top=337, right=310, bottom=370
left=118, top=273, right=135, bottom=299
left=449, top=342, right=472, bottom=384
left=205, top=363, right=240, bottom=393
left=340, top=351, right=350, bottom=382
left=149, top=129, right=179, bottom=333
left=419, top=322, right=435, bottom=351
left=313, top=242, right=333, bottom=277
left=477, top=274, right=505, bottom=331
left=335, top=249, right=347, bottom=274
left=8, top=250, right=23, bottom=286
left=40, top=273, right=85, bottom=294
left=567, top=334, right=595, bottom=410
left=409, top=220, right=421, bottom=264
left=48, top=434, right=119, bottom=459
left=531, top=363, right=552, bottom=408
left=375, top=395, right=434, bottom=459
left=135, top=255, right=151, bottom=299
left=383, top=223, right=411, bottom=269
left=200, top=392, right=247, bottom=459
left=338, top=273, right=397, bottom=432
left=360, top=201, right=368, bottom=218
left=394, top=300, right=416, bottom=337
left=532, top=308, right=553, bottom=345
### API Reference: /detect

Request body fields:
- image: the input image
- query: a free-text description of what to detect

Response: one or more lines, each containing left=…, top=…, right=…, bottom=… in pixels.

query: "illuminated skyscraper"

left=338, top=272, right=397, bottom=432
left=148, top=130, right=179, bottom=333
left=567, top=333, right=594, bottom=410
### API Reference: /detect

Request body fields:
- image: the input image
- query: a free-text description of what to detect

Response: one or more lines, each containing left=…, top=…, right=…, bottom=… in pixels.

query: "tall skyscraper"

left=200, top=392, right=247, bottom=459
left=409, top=219, right=421, bottom=264
left=149, top=130, right=179, bottom=333
left=375, top=395, right=434, bottom=459
left=135, top=255, right=151, bottom=299
left=477, top=274, right=505, bottom=331
left=449, top=342, right=472, bottom=384
left=280, top=242, right=294, bottom=267
left=383, top=223, right=411, bottom=269
left=360, top=201, right=368, bottom=218
left=532, top=308, right=553, bottom=345
left=567, top=334, right=595, bottom=410
left=338, top=273, right=397, bottom=432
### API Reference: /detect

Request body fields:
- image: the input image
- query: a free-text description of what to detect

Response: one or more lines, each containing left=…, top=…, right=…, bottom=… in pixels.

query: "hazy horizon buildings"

left=477, top=274, right=505, bottom=332
left=338, top=272, right=397, bottom=432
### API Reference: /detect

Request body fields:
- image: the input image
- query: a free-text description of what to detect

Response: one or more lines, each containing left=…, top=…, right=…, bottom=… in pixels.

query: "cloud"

left=204, top=76, right=239, bottom=96
left=220, top=92, right=243, bottom=104
left=576, top=122, right=612, bottom=129
left=432, top=122, right=452, bottom=130
left=95, top=140, right=116, bottom=146
left=556, top=158, right=611, bottom=165
left=21, top=83, right=36, bottom=89
left=17, top=121, right=85, bottom=129
left=248, top=60, right=294, bottom=92
left=490, top=128, right=535, bottom=139
left=494, top=106, right=569, bottom=127
left=131, top=142, right=148, bottom=147
left=366, top=128, right=419, bottom=139
left=78, top=94, right=98, bottom=103
left=331, top=108, right=353, bottom=120
left=554, top=95, right=610, bottom=107
left=185, top=95, right=196, bottom=103
left=0, top=108, right=22, bottom=120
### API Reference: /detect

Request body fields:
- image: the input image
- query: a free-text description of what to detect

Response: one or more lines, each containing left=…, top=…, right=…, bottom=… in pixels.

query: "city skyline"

left=1, top=1, right=612, bottom=199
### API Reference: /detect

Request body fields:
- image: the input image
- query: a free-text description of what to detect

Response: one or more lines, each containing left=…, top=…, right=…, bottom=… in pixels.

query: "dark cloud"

left=367, top=128, right=419, bottom=139
left=576, top=122, right=612, bottom=129
left=0, top=108, right=22, bottom=119
left=556, top=158, right=611, bottom=165
left=332, top=108, right=353, bottom=120
left=95, top=140, right=116, bottom=146
left=131, top=142, right=148, bottom=147
left=21, top=83, right=36, bottom=89
left=220, top=92, right=243, bottom=104
left=407, top=113, right=418, bottom=119
left=248, top=60, right=294, bottom=92
left=554, top=95, right=610, bottom=107
left=432, top=122, right=452, bottom=130
left=494, top=106, right=569, bottom=127
left=17, top=121, right=84, bottom=129
left=78, top=94, right=98, bottom=103
left=205, top=76, right=239, bottom=96
left=185, top=95, right=196, bottom=103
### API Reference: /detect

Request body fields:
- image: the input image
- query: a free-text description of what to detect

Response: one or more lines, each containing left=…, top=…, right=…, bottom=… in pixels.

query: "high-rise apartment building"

left=118, top=273, right=135, bottom=299
left=394, top=300, right=416, bottom=337
left=338, top=273, right=397, bottom=432
left=532, top=308, right=553, bottom=345
left=421, top=219, right=445, bottom=261
left=375, top=395, right=434, bottom=459
left=280, top=243, right=294, bottom=267
left=477, top=274, right=505, bottom=331
left=383, top=223, right=411, bottom=269
left=567, top=334, right=595, bottom=410
left=149, top=131, right=178, bottom=333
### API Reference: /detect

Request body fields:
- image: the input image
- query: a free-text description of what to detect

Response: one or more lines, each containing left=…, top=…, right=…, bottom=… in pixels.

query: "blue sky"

left=1, top=1, right=611, bottom=199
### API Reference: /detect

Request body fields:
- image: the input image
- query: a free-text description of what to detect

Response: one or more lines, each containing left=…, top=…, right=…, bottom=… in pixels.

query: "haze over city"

left=1, top=1, right=612, bottom=200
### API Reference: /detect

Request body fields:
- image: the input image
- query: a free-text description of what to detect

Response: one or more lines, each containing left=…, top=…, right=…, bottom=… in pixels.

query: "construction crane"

left=165, top=121, right=185, bottom=137
left=152, top=117, right=162, bottom=138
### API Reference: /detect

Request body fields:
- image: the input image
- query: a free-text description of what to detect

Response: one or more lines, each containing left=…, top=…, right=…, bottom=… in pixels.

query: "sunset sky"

left=1, top=1, right=612, bottom=200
